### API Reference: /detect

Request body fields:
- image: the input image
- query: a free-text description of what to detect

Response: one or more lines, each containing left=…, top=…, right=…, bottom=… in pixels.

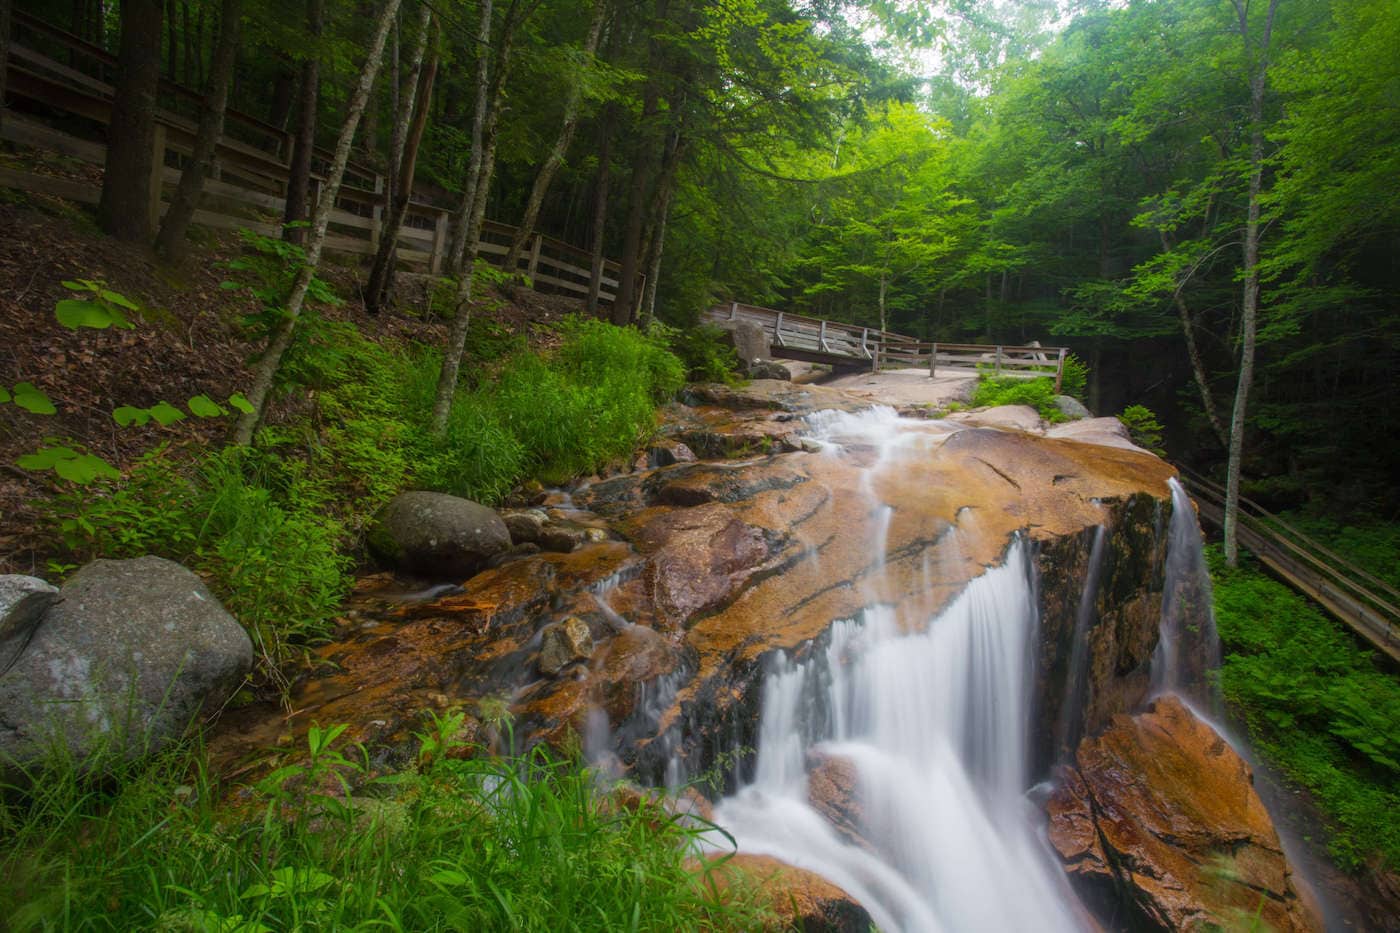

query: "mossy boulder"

left=368, top=491, right=512, bottom=579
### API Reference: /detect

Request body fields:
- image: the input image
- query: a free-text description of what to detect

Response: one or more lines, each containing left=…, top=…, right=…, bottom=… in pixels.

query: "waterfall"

left=704, top=407, right=1081, bottom=932
left=1151, top=477, right=1222, bottom=712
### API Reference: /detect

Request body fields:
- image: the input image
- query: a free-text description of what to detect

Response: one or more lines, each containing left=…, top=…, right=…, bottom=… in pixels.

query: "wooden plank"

left=0, top=165, right=99, bottom=202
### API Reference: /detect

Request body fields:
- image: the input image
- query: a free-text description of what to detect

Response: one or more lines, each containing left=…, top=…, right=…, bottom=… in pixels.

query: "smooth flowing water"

left=1151, top=476, right=1222, bottom=712
left=706, top=408, right=1081, bottom=932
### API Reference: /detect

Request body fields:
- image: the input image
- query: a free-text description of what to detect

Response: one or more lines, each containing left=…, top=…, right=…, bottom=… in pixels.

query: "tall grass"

left=0, top=715, right=771, bottom=931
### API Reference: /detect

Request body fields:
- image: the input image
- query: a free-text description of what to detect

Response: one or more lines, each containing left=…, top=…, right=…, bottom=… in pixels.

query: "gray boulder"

left=719, top=320, right=771, bottom=365
left=0, top=557, right=252, bottom=768
left=368, top=491, right=512, bottom=578
left=1054, top=395, right=1093, bottom=421
left=501, top=508, right=549, bottom=545
left=746, top=359, right=792, bottom=381
left=0, top=575, right=59, bottom=661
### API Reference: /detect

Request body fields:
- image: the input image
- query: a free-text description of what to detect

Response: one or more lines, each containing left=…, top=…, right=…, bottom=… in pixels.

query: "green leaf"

left=113, top=405, right=152, bottom=427
left=148, top=402, right=186, bottom=426
left=12, top=382, right=56, bottom=414
left=0, top=386, right=9, bottom=403
left=54, top=299, right=115, bottom=329
left=99, top=289, right=140, bottom=311
left=60, top=279, right=89, bottom=291
left=219, top=280, right=244, bottom=290
left=54, top=454, right=120, bottom=484
left=227, top=393, right=255, bottom=414
left=17, top=446, right=78, bottom=470
left=187, top=394, right=226, bottom=417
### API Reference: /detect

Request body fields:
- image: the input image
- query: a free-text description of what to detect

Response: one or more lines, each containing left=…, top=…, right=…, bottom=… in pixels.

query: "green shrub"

left=0, top=717, right=772, bottom=931
left=1118, top=404, right=1166, bottom=455
left=1210, top=546, right=1400, bottom=871
left=971, top=376, right=1066, bottom=421
left=659, top=323, right=742, bottom=384
left=1060, top=353, right=1089, bottom=401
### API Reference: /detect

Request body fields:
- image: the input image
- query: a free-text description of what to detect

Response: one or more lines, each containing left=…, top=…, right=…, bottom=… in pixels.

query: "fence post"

left=1054, top=347, right=1067, bottom=393
left=369, top=174, right=384, bottom=251
left=730, top=301, right=738, bottom=321
left=147, top=123, right=167, bottom=231
left=872, top=342, right=881, bottom=373
left=929, top=342, right=938, bottom=378
left=819, top=319, right=828, bottom=352
left=774, top=311, right=785, bottom=347
left=526, top=232, right=543, bottom=279
left=995, top=345, right=1003, bottom=377
left=429, top=209, right=449, bottom=275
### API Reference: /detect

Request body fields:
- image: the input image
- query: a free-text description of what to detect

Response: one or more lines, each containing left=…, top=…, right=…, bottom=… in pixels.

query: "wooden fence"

left=1178, top=466, right=1400, bottom=665
left=0, top=11, right=632, bottom=304
left=704, top=302, right=1069, bottom=389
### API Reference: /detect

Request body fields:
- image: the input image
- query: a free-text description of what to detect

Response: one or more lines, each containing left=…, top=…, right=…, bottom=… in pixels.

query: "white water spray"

left=706, top=408, right=1081, bottom=932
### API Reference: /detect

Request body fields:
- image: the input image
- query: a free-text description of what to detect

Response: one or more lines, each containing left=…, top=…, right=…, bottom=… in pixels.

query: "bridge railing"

left=704, top=302, right=1069, bottom=389
left=0, top=11, right=629, bottom=303
left=1177, top=465, right=1400, bottom=664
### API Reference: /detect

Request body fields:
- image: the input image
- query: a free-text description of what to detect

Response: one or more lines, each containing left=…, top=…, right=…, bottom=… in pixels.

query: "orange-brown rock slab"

left=695, top=853, right=873, bottom=932
left=806, top=750, right=869, bottom=852
left=1047, top=695, right=1319, bottom=932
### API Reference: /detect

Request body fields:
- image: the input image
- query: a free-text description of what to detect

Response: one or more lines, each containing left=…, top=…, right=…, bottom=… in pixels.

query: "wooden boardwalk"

left=703, top=302, right=1070, bottom=388
left=1178, top=467, right=1400, bottom=665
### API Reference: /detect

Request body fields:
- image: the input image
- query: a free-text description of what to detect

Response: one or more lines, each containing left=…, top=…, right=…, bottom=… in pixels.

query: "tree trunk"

left=0, top=0, right=12, bottom=135
left=283, top=0, right=323, bottom=244
left=446, top=0, right=494, bottom=274
left=435, top=0, right=539, bottom=434
left=267, top=64, right=296, bottom=130
left=155, top=0, right=241, bottom=262
left=164, top=0, right=177, bottom=79
left=366, top=18, right=437, bottom=314
left=584, top=109, right=615, bottom=315
left=181, top=0, right=194, bottom=85
left=878, top=271, right=888, bottom=334
left=99, top=0, right=165, bottom=243
left=1223, top=0, right=1278, bottom=567
left=502, top=0, right=607, bottom=273
left=233, top=0, right=402, bottom=446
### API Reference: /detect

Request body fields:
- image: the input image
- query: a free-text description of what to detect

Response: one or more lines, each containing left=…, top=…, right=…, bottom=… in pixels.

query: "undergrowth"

left=41, top=312, right=686, bottom=685
left=1210, top=546, right=1400, bottom=872
left=971, top=375, right=1068, bottom=422
left=0, top=714, right=770, bottom=931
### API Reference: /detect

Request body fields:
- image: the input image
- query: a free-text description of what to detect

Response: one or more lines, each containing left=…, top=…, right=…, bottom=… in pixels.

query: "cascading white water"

left=705, top=407, right=1081, bottom=932
left=1151, top=477, right=1222, bottom=711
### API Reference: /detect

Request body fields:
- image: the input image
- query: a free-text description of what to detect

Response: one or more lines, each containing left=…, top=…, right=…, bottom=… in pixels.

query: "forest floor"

left=0, top=195, right=586, bottom=575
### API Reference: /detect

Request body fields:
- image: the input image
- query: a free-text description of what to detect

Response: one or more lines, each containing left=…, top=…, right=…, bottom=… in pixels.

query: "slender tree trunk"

left=584, top=109, right=615, bottom=315
left=181, top=0, right=194, bottom=85
left=155, top=0, right=241, bottom=261
left=99, top=0, right=164, bottom=243
left=878, top=271, right=888, bottom=334
left=233, top=0, right=401, bottom=446
left=1223, top=0, right=1278, bottom=567
left=0, top=0, right=12, bottom=135
left=164, top=0, right=177, bottom=78
left=366, top=18, right=437, bottom=314
left=502, top=0, right=607, bottom=272
left=436, top=0, right=540, bottom=433
left=283, top=0, right=323, bottom=244
left=446, top=0, right=494, bottom=273
left=267, top=64, right=295, bottom=130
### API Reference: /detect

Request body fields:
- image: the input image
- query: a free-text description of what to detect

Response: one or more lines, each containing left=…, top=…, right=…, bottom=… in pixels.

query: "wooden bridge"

left=1178, top=466, right=1400, bottom=665
left=703, top=302, right=1070, bottom=390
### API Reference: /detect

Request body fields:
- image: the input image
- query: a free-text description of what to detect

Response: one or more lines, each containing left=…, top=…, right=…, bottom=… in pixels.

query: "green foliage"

left=1059, top=354, right=1089, bottom=402
left=1210, top=547, right=1400, bottom=871
left=53, top=279, right=138, bottom=330
left=1, top=381, right=56, bottom=415
left=0, top=717, right=771, bottom=931
left=221, top=230, right=341, bottom=343
left=47, top=446, right=351, bottom=672
left=1118, top=404, right=1166, bottom=455
left=971, top=376, right=1066, bottom=422
left=659, top=323, right=743, bottom=384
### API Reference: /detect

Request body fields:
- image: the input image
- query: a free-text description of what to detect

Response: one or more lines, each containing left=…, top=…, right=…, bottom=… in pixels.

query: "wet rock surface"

left=1047, top=695, right=1319, bottom=932
left=209, top=388, right=1175, bottom=816
left=698, top=853, right=874, bottom=932
left=1, top=557, right=251, bottom=768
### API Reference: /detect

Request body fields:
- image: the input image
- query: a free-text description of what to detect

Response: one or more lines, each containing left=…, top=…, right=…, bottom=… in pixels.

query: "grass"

left=971, top=375, right=1068, bottom=422
left=40, top=313, right=687, bottom=689
left=0, top=714, right=772, bottom=931
left=1210, top=545, right=1400, bottom=872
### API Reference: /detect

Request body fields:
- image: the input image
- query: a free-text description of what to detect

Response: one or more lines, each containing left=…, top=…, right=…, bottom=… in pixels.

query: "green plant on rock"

left=1119, top=404, right=1166, bottom=455
left=971, top=376, right=1066, bottom=422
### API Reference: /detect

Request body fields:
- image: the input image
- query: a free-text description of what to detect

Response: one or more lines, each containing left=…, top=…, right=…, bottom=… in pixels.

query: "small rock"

left=0, top=557, right=252, bottom=769
left=538, top=520, right=594, bottom=553
left=1054, top=395, right=1093, bottom=420
left=746, top=359, right=792, bottom=381
left=697, top=853, right=873, bottom=932
left=646, top=440, right=697, bottom=468
left=502, top=509, right=548, bottom=545
left=538, top=616, right=594, bottom=675
left=367, top=491, right=512, bottom=578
